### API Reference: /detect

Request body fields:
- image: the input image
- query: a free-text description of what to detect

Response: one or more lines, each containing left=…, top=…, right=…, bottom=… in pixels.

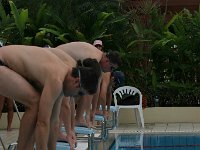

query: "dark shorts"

left=0, top=59, right=7, bottom=67
left=0, top=59, right=42, bottom=93
left=28, top=79, right=43, bottom=93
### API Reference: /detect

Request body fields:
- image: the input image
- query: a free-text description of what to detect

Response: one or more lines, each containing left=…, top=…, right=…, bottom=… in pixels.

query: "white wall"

left=1, top=107, right=200, bottom=129
left=119, top=107, right=200, bottom=123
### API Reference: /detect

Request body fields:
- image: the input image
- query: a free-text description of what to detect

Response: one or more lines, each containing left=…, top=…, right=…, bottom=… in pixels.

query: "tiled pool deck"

left=111, top=123, right=200, bottom=134
left=1, top=123, right=200, bottom=150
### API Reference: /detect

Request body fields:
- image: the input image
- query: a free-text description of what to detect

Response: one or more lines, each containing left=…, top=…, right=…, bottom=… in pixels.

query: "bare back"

left=56, top=42, right=103, bottom=62
left=46, top=48, right=77, bottom=67
left=0, top=45, right=68, bottom=86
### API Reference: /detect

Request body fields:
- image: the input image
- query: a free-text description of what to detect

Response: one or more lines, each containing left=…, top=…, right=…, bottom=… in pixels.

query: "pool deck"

left=1, top=123, right=200, bottom=150
left=111, top=123, right=200, bottom=134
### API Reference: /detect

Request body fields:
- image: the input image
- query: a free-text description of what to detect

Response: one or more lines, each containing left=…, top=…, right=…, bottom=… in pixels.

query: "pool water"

left=110, top=133, right=200, bottom=150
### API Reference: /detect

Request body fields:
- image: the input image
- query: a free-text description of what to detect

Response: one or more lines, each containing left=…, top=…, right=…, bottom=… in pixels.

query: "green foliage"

left=0, top=1, right=12, bottom=43
left=0, top=0, right=200, bottom=106
left=0, top=2, right=8, bottom=26
left=9, top=1, right=28, bottom=37
left=150, top=8, right=200, bottom=106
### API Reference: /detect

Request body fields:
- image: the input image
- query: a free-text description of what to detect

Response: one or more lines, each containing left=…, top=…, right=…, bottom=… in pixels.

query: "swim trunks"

left=0, top=59, right=7, bottom=67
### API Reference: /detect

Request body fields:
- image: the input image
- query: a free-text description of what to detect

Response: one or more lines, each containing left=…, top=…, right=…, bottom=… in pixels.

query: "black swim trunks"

left=0, top=59, right=7, bottom=67
left=0, top=59, right=42, bottom=92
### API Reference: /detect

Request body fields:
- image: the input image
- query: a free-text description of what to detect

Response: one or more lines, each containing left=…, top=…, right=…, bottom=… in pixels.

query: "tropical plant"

left=121, top=0, right=164, bottom=95
left=0, top=1, right=29, bottom=44
left=151, top=8, right=200, bottom=106
left=1, top=0, right=200, bottom=107
left=30, top=0, right=130, bottom=48
left=0, top=0, right=13, bottom=43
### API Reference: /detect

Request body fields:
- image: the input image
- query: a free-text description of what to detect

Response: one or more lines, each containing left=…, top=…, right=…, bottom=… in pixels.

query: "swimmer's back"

left=47, top=48, right=77, bottom=67
left=0, top=45, right=67, bottom=85
left=56, top=42, right=103, bottom=62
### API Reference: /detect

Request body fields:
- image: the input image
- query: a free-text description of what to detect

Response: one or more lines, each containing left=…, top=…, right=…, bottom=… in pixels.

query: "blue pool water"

left=110, top=133, right=200, bottom=150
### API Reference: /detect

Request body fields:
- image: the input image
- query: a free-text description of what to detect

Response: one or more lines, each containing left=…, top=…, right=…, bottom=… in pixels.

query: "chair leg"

left=138, top=107, right=145, bottom=128
left=134, top=109, right=140, bottom=127
left=113, top=111, right=117, bottom=129
left=116, top=109, right=120, bottom=127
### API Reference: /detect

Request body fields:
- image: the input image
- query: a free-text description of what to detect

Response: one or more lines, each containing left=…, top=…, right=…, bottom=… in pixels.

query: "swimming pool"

left=110, top=133, right=200, bottom=150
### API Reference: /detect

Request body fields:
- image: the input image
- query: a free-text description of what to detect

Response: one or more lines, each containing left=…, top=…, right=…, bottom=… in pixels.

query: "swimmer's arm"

left=70, top=98, right=76, bottom=147
left=60, top=97, right=72, bottom=134
left=60, top=97, right=75, bottom=148
left=48, top=94, right=63, bottom=150
left=70, top=97, right=75, bottom=132
left=99, top=73, right=111, bottom=116
left=35, top=79, right=63, bottom=150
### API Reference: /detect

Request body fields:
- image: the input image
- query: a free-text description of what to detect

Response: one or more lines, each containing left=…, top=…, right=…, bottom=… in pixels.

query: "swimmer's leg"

left=0, top=67, right=40, bottom=150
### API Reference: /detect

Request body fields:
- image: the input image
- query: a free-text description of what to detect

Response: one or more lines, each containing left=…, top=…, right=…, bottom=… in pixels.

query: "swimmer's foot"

left=95, top=110, right=103, bottom=115
left=75, top=121, right=89, bottom=128
left=7, top=127, right=12, bottom=131
left=57, top=133, right=68, bottom=142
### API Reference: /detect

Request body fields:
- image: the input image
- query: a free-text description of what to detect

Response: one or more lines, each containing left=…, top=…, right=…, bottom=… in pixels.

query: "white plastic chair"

left=113, top=86, right=144, bottom=128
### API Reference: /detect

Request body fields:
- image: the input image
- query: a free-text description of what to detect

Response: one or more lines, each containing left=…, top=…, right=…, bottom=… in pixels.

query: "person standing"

left=93, top=40, right=114, bottom=118
left=0, top=95, right=14, bottom=131
left=0, top=45, right=101, bottom=150
left=56, top=41, right=121, bottom=127
left=0, top=40, right=14, bottom=132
